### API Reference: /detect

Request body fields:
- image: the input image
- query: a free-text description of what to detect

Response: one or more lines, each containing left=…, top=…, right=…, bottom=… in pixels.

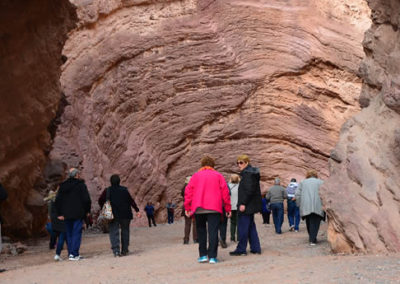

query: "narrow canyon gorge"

left=0, top=0, right=399, bottom=254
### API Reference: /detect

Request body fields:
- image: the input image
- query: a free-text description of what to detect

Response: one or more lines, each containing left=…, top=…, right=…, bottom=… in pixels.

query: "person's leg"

left=64, top=220, right=74, bottom=256
left=184, top=215, right=191, bottom=243
left=235, top=214, right=250, bottom=253
left=261, top=212, right=267, bottom=224
left=230, top=210, right=237, bottom=241
left=305, top=215, right=311, bottom=241
left=207, top=213, right=220, bottom=259
left=219, top=214, right=227, bottom=245
left=120, top=219, right=131, bottom=254
left=277, top=203, right=284, bottom=233
left=309, top=214, right=321, bottom=243
left=266, top=211, right=271, bottom=224
left=55, top=231, right=65, bottom=256
left=71, top=219, right=83, bottom=257
left=151, top=216, right=156, bottom=226
left=147, top=215, right=151, bottom=227
left=192, top=217, right=197, bottom=242
left=195, top=214, right=207, bottom=257
left=108, top=219, right=120, bottom=255
left=294, top=206, right=300, bottom=231
left=270, top=203, right=280, bottom=233
left=248, top=214, right=261, bottom=253
left=287, top=200, right=295, bottom=228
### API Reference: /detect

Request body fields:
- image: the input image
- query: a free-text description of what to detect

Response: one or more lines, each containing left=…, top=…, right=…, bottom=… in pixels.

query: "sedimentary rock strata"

left=54, top=0, right=370, bottom=221
left=322, top=0, right=400, bottom=253
left=0, top=0, right=76, bottom=237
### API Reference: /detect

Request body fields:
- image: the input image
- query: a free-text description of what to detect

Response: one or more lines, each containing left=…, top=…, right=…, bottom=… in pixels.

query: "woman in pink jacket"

left=184, top=155, right=231, bottom=264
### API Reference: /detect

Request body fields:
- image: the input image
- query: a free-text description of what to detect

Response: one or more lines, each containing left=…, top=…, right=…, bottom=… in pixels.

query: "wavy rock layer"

left=0, top=1, right=76, bottom=237
left=54, top=0, right=370, bottom=219
left=322, top=0, right=400, bottom=253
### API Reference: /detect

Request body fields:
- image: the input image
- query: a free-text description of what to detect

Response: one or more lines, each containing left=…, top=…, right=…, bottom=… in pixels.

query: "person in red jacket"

left=184, top=155, right=231, bottom=264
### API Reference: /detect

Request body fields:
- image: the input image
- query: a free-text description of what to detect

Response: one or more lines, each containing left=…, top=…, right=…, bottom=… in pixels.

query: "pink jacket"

left=184, top=168, right=231, bottom=216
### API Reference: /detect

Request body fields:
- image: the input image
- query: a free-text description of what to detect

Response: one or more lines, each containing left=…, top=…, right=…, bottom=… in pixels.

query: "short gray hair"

left=68, top=168, right=79, bottom=178
left=274, top=178, right=280, bottom=185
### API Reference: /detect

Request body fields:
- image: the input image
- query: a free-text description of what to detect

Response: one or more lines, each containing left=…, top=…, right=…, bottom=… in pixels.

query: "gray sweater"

left=266, top=185, right=287, bottom=204
left=295, top=177, right=324, bottom=217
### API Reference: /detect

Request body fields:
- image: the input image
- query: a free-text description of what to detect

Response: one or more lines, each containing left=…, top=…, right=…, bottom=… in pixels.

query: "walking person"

left=296, top=170, right=324, bottom=245
left=230, top=155, right=262, bottom=256
left=106, top=174, right=140, bottom=257
left=286, top=178, right=300, bottom=232
left=182, top=176, right=197, bottom=244
left=166, top=201, right=176, bottom=224
left=144, top=202, right=156, bottom=227
left=261, top=195, right=271, bottom=224
left=55, top=168, right=91, bottom=261
left=0, top=182, right=8, bottom=273
left=45, top=189, right=67, bottom=261
left=184, top=155, right=231, bottom=264
left=266, top=178, right=287, bottom=234
left=219, top=211, right=228, bottom=248
left=228, top=174, right=240, bottom=242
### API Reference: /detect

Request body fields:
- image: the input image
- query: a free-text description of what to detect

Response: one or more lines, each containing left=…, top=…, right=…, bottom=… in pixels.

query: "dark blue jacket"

left=144, top=205, right=155, bottom=216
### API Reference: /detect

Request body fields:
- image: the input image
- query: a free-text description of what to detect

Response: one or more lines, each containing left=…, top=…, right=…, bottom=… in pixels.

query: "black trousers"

left=262, top=212, right=270, bottom=224
left=109, top=218, right=131, bottom=254
left=147, top=215, right=156, bottom=227
left=305, top=213, right=322, bottom=243
left=219, top=214, right=227, bottom=242
left=195, top=213, right=220, bottom=259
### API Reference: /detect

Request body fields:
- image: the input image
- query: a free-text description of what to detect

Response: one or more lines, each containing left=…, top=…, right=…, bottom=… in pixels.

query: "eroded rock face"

left=53, top=0, right=370, bottom=220
left=322, top=0, right=400, bottom=253
left=0, top=1, right=76, bottom=237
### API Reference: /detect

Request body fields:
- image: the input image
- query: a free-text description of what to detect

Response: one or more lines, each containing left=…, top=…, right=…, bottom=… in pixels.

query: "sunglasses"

left=237, top=161, right=245, bottom=165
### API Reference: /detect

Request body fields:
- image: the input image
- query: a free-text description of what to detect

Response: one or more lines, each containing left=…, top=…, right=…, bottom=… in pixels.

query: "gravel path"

left=1, top=215, right=400, bottom=284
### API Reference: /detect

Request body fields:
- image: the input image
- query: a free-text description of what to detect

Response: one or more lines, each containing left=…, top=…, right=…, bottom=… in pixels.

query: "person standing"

left=0, top=182, right=8, bottom=273
left=230, top=155, right=262, bottom=256
left=182, top=176, right=197, bottom=244
left=107, top=174, right=140, bottom=257
left=144, top=202, right=157, bottom=227
left=166, top=201, right=176, bottom=224
left=261, top=195, right=271, bottom=224
left=286, top=178, right=300, bottom=232
left=228, top=174, right=240, bottom=242
left=266, top=178, right=287, bottom=234
left=55, top=168, right=91, bottom=261
left=185, top=155, right=231, bottom=264
left=296, top=170, right=324, bottom=245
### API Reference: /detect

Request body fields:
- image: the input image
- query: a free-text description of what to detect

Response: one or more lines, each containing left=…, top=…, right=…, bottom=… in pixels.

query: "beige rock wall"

left=54, top=0, right=370, bottom=219
left=0, top=0, right=76, bottom=237
left=322, top=0, right=400, bottom=253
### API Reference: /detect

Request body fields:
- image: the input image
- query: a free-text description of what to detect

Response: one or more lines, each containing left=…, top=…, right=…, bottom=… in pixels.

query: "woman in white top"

left=228, top=174, right=240, bottom=242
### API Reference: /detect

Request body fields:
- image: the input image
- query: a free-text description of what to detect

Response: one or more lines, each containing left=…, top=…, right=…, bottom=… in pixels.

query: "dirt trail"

left=1, top=216, right=400, bottom=284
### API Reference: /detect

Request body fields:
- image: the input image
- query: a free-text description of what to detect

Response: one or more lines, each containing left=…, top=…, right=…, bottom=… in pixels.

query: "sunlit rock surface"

left=322, top=0, right=400, bottom=253
left=53, top=0, right=370, bottom=220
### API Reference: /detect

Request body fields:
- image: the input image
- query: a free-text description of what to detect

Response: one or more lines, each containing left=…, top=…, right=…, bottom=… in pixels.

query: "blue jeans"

left=287, top=198, right=300, bottom=230
left=235, top=214, right=261, bottom=253
left=65, top=219, right=83, bottom=257
left=270, top=203, right=284, bottom=234
left=55, top=231, right=66, bottom=256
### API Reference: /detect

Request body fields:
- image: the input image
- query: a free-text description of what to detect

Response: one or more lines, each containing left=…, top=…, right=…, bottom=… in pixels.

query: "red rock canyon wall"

left=54, top=0, right=370, bottom=221
left=322, top=0, right=400, bottom=253
left=0, top=0, right=77, bottom=237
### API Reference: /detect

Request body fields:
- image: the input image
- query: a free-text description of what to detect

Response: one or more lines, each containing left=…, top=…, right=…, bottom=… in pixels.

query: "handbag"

left=100, top=188, right=114, bottom=221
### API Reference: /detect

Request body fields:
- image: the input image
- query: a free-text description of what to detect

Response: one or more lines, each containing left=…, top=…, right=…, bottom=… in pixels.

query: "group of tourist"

left=183, top=154, right=325, bottom=263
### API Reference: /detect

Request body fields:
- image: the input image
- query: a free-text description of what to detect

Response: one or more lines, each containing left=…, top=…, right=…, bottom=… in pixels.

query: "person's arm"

left=221, top=177, right=231, bottom=216
left=184, top=178, right=194, bottom=216
left=82, top=184, right=92, bottom=216
left=98, top=189, right=107, bottom=208
left=238, top=172, right=254, bottom=206
left=295, top=182, right=302, bottom=207
left=0, top=183, right=8, bottom=201
left=266, top=190, right=271, bottom=202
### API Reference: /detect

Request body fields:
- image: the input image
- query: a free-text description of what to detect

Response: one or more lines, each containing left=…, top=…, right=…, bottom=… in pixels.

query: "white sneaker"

left=69, top=255, right=79, bottom=261
left=54, top=254, right=62, bottom=261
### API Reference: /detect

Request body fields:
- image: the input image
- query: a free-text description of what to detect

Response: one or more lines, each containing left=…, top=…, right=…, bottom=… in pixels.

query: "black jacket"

left=108, top=185, right=139, bottom=220
left=238, top=165, right=262, bottom=214
left=0, top=183, right=8, bottom=223
left=50, top=200, right=66, bottom=232
left=55, top=178, right=91, bottom=220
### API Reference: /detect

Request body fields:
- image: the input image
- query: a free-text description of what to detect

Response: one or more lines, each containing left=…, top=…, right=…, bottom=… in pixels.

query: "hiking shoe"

left=229, top=251, right=247, bottom=256
left=69, top=256, right=79, bottom=261
left=197, top=256, right=208, bottom=263
left=295, top=230, right=299, bottom=232
left=121, top=251, right=129, bottom=256
left=220, top=240, right=227, bottom=248
left=54, top=254, right=62, bottom=261
left=114, top=252, right=121, bottom=257
left=310, top=242, right=316, bottom=246
left=183, top=240, right=189, bottom=245
left=209, top=258, right=218, bottom=264
left=250, top=251, right=261, bottom=255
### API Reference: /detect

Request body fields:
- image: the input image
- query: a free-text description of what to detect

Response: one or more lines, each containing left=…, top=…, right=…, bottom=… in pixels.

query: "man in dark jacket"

left=230, top=155, right=262, bottom=256
left=55, top=168, right=91, bottom=261
left=107, top=174, right=140, bottom=257
left=0, top=182, right=8, bottom=273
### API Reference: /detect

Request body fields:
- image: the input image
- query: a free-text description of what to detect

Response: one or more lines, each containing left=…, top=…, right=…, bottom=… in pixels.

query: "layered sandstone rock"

left=0, top=1, right=76, bottom=237
left=322, top=0, right=400, bottom=253
left=53, top=0, right=370, bottom=220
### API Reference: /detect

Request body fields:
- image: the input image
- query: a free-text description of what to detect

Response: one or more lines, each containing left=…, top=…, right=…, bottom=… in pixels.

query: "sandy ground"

left=1, top=215, right=400, bottom=284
